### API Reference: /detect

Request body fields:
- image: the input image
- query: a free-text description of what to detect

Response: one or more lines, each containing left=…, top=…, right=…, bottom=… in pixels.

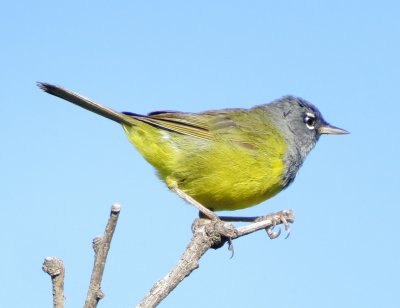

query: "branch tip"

left=42, top=257, right=64, bottom=277
left=111, top=203, right=121, bottom=213
left=84, top=203, right=121, bottom=308
left=42, top=256, right=65, bottom=308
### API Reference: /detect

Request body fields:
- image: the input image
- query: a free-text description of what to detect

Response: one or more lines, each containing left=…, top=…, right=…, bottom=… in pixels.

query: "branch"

left=84, top=203, right=121, bottom=308
left=42, top=257, right=65, bottom=308
left=137, top=209, right=294, bottom=307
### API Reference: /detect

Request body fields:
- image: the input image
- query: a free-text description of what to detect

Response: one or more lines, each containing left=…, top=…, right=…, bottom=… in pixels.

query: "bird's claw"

left=265, top=212, right=291, bottom=239
left=281, top=214, right=291, bottom=239
left=227, top=237, right=235, bottom=259
left=266, top=225, right=281, bottom=239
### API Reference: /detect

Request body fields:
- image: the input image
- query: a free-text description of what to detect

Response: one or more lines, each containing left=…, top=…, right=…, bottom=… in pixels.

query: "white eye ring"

left=304, top=113, right=316, bottom=130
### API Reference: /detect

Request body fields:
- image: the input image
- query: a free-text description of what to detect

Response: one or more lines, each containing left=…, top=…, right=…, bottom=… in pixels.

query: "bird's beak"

left=318, top=124, right=349, bottom=135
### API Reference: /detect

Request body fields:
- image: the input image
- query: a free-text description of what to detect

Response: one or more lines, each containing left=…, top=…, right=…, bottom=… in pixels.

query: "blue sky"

left=1, top=1, right=399, bottom=307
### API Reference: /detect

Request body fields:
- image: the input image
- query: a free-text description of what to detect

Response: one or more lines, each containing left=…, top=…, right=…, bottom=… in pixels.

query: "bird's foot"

left=256, top=210, right=292, bottom=239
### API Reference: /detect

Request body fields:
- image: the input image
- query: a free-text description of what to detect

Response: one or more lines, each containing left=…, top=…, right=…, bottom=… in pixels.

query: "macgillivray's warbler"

left=38, top=83, right=348, bottom=218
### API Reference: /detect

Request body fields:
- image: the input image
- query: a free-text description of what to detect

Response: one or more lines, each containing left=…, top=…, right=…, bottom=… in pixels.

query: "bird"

left=37, top=82, right=348, bottom=218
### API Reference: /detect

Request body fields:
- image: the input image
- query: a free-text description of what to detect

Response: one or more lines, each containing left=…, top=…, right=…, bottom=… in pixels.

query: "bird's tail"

left=37, top=82, right=136, bottom=126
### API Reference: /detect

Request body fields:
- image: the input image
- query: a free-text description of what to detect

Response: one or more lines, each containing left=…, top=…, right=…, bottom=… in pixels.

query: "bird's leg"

left=217, top=216, right=260, bottom=222
left=167, top=180, right=239, bottom=253
left=219, top=215, right=282, bottom=238
left=218, top=215, right=283, bottom=238
left=167, top=179, right=219, bottom=221
left=219, top=210, right=293, bottom=239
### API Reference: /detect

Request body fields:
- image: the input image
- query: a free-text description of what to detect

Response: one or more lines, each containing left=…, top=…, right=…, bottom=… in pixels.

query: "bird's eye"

left=304, top=113, right=316, bottom=130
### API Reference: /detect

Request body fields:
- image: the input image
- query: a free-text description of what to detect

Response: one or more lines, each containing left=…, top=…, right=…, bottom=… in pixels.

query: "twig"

left=137, top=209, right=294, bottom=307
left=42, top=257, right=65, bottom=308
left=84, top=203, right=121, bottom=308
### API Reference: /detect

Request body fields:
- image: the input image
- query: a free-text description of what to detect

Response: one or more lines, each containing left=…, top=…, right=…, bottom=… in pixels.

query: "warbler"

left=38, top=83, right=348, bottom=214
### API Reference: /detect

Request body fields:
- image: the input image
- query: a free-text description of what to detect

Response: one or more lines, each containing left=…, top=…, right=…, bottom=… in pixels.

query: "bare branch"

left=42, top=257, right=65, bottom=308
left=138, top=209, right=294, bottom=307
left=84, top=203, right=121, bottom=308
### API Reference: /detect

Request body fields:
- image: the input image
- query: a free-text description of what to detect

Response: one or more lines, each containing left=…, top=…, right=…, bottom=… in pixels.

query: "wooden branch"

left=84, top=203, right=121, bottom=308
left=137, top=209, right=294, bottom=307
left=42, top=257, right=65, bottom=308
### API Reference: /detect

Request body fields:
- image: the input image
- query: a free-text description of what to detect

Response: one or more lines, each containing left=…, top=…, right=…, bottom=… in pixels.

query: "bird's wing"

left=123, top=110, right=216, bottom=141
left=38, top=82, right=251, bottom=143
left=126, top=108, right=250, bottom=143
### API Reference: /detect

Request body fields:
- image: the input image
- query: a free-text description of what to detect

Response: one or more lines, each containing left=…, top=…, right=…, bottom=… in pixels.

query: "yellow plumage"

left=122, top=108, right=287, bottom=211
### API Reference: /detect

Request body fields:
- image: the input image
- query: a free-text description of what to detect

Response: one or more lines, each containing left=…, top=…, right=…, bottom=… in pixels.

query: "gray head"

left=260, top=95, right=349, bottom=187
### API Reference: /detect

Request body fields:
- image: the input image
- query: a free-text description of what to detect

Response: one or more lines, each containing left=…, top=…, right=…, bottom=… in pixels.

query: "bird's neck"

left=281, top=135, right=316, bottom=188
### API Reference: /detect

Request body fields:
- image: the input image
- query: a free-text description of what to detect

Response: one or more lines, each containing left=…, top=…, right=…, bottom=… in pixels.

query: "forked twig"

left=84, top=203, right=121, bottom=308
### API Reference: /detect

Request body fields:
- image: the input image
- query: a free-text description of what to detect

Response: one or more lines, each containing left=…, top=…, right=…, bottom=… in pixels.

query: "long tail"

left=37, top=82, right=136, bottom=126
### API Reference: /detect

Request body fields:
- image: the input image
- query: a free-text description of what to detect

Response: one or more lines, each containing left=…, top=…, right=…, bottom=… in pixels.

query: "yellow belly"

left=123, top=122, right=287, bottom=211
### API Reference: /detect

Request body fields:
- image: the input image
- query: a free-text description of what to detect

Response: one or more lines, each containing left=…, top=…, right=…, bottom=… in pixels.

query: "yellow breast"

left=123, top=118, right=287, bottom=211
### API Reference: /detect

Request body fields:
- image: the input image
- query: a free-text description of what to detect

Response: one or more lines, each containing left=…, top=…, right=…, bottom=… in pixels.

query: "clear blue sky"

left=1, top=1, right=399, bottom=307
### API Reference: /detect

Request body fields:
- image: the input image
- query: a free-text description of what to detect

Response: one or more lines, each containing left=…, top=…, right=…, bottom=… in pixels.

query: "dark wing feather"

left=123, top=111, right=214, bottom=140
left=123, top=108, right=249, bottom=142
